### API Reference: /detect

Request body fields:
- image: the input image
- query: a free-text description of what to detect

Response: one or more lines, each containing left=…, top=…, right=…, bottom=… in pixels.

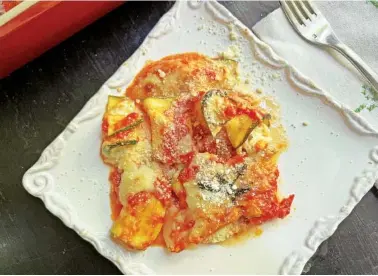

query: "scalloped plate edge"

left=22, top=1, right=378, bottom=274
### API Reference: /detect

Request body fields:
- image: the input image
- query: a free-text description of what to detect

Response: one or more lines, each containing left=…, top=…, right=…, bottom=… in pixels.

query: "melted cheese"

left=109, top=99, right=135, bottom=116
left=101, top=53, right=292, bottom=253
left=107, top=98, right=136, bottom=135
left=118, top=162, right=161, bottom=205
left=241, top=124, right=272, bottom=154
left=203, top=221, right=244, bottom=243
left=177, top=134, right=193, bottom=155
left=126, top=53, right=240, bottom=100
left=184, top=153, right=234, bottom=211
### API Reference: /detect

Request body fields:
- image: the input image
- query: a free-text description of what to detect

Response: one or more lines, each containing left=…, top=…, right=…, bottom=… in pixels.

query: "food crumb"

left=229, top=29, right=238, bottom=41
left=218, top=45, right=241, bottom=59
left=158, top=69, right=166, bottom=78
left=256, top=88, right=263, bottom=94
left=302, top=121, right=309, bottom=126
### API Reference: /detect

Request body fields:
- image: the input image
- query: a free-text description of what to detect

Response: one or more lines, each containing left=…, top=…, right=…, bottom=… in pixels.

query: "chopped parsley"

left=367, top=104, right=378, bottom=111
left=354, top=84, right=378, bottom=113
left=355, top=104, right=366, bottom=113
left=368, top=0, right=378, bottom=8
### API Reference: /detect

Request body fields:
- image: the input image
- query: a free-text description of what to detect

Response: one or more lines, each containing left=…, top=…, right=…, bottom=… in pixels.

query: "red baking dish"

left=0, top=1, right=124, bottom=79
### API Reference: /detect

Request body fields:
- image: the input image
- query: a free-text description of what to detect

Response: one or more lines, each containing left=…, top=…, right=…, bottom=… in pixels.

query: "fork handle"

left=332, top=43, right=378, bottom=91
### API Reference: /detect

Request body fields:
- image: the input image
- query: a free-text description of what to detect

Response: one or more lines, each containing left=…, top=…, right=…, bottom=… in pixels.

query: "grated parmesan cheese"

left=157, top=69, right=166, bottom=78
left=218, top=45, right=241, bottom=60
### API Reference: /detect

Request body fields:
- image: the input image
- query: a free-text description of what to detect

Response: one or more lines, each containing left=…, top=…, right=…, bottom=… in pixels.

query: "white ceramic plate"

left=23, top=1, right=378, bottom=274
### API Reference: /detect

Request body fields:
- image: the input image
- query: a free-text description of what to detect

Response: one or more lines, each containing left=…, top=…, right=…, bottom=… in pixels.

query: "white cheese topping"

left=109, top=100, right=135, bottom=116
left=157, top=69, right=166, bottom=78
left=183, top=153, right=245, bottom=210
left=242, top=124, right=272, bottom=154
left=219, top=45, right=241, bottom=60
left=118, top=162, right=160, bottom=205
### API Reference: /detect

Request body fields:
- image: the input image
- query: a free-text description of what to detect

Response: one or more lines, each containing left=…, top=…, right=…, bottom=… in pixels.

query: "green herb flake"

left=368, top=0, right=378, bottom=8
left=367, top=104, right=378, bottom=112
left=355, top=104, right=366, bottom=113
left=355, top=84, right=378, bottom=112
left=108, top=119, right=143, bottom=137
left=103, top=140, right=138, bottom=153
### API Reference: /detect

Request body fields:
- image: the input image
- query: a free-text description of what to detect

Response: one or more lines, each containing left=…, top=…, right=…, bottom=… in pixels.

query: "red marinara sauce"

left=109, top=168, right=123, bottom=220
left=103, top=81, right=293, bottom=251
left=238, top=167, right=295, bottom=226
left=101, top=118, right=109, bottom=135
left=154, top=178, right=172, bottom=206
left=178, top=165, right=199, bottom=184
left=114, top=112, right=139, bottom=130
left=102, top=112, right=139, bottom=139
left=224, top=106, right=262, bottom=121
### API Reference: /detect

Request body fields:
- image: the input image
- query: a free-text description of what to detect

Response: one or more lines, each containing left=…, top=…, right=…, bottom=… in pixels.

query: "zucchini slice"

left=262, top=114, right=271, bottom=127
left=143, top=97, right=174, bottom=116
left=106, top=96, right=137, bottom=136
left=225, top=114, right=259, bottom=148
left=102, top=140, right=138, bottom=153
left=108, top=119, right=143, bottom=137
left=106, top=95, right=124, bottom=112
left=201, top=89, right=228, bottom=136
left=111, top=193, right=165, bottom=250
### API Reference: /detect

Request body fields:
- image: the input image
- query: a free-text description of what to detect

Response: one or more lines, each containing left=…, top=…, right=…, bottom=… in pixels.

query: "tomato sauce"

left=224, top=106, right=261, bottom=121
left=227, top=155, right=245, bottom=166
left=144, top=83, right=155, bottom=95
left=101, top=118, right=109, bottom=135
left=109, top=169, right=122, bottom=220
left=175, top=190, right=188, bottom=209
left=127, top=191, right=151, bottom=208
left=113, top=112, right=139, bottom=130
left=179, top=151, right=194, bottom=165
left=109, top=129, right=132, bottom=140
left=192, top=124, right=217, bottom=154
left=204, top=69, right=216, bottom=80
left=238, top=181, right=295, bottom=226
left=161, top=105, right=191, bottom=164
left=169, top=219, right=196, bottom=252
left=154, top=178, right=172, bottom=206
left=178, top=165, right=199, bottom=184
left=103, top=53, right=294, bottom=252
left=152, top=231, right=166, bottom=247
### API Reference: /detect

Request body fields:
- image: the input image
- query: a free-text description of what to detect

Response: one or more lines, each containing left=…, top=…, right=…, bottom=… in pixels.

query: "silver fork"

left=280, top=0, right=378, bottom=92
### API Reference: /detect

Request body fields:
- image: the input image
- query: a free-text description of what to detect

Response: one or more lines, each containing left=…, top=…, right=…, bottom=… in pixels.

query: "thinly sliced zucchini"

left=106, top=96, right=137, bottom=136
left=262, top=114, right=271, bottom=127
left=111, top=193, right=165, bottom=250
left=143, top=97, right=174, bottom=115
left=225, top=114, right=259, bottom=148
left=108, top=119, right=143, bottom=137
left=201, top=89, right=228, bottom=136
left=103, top=140, right=138, bottom=153
left=203, top=220, right=247, bottom=244
left=106, top=95, right=124, bottom=112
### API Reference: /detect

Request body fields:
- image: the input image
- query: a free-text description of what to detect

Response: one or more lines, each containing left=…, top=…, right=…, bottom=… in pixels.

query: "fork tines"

left=280, top=0, right=319, bottom=26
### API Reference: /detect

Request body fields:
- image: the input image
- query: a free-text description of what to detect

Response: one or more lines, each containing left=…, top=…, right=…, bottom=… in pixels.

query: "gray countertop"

left=0, top=1, right=377, bottom=274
